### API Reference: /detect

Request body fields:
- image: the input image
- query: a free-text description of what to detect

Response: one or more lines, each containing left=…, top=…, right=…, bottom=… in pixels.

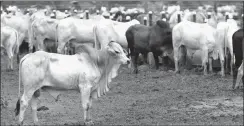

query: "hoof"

left=18, top=121, right=23, bottom=126
left=174, top=70, right=180, bottom=74
left=132, top=69, right=138, bottom=74
left=6, top=69, right=13, bottom=72
left=221, top=74, right=225, bottom=77
left=84, top=120, right=94, bottom=126
left=37, top=106, right=49, bottom=111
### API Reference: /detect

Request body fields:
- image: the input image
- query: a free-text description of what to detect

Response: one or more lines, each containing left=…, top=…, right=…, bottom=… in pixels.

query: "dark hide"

left=126, top=20, right=173, bottom=73
left=232, top=29, right=244, bottom=89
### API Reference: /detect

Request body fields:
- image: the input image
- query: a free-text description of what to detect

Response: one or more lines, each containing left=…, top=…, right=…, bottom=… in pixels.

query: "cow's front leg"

left=79, top=84, right=93, bottom=125
left=142, top=52, right=148, bottom=64
left=152, top=51, right=160, bottom=70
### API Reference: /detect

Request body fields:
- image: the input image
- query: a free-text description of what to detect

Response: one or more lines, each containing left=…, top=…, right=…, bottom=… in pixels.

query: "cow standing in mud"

left=126, top=20, right=173, bottom=73
left=15, top=42, right=130, bottom=125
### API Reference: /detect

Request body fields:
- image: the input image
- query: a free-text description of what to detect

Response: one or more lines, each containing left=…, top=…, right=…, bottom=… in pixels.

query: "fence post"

left=149, top=11, right=153, bottom=26
left=242, top=14, right=244, bottom=23
left=204, top=12, right=211, bottom=23
left=143, top=16, right=147, bottom=26
left=126, top=16, right=131, bottom=22
left=52, top=9, right=56, bottom=19
left=161, top=11, right=166, bottom=21
left=177, top=11, right=181, bottom=23
left=65, top=10, right=68, bottom=14
left=225, top=12, right=229, bottom=21
left=85, top=10, right=89, bottom=19
left=192, top=11, right=196, bottom=22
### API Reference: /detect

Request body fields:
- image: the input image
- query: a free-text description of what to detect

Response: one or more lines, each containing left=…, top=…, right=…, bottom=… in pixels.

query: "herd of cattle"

left=0, top=4, right=243, bottom=125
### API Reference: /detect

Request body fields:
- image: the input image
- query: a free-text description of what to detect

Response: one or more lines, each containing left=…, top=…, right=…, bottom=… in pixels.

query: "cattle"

left=28, top=9, right=53, bottom=52
left=1, top=25, right=19, bottom=70
left=232, top=29, right=243, bottom=89
left=216, top=19, right=240, bottom=75
left=15, top=41, right=130, bottom=125
left=52, top=10, right=70, bottom=19
left=93, top=19, right=140, bottom=50
left=126, top=20, right=173, bottom=73
left=56, top=17, right=104, bottom=54
left=168, top=10, right=218, bottom=29
left=31, top=17, right=59, bottom=52
left=172, top=20, right=223, bottom=76
left=1, top=14, right=30, bottom=56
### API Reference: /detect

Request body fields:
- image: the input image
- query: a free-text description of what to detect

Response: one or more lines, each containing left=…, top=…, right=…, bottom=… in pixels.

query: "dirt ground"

left=1, top=53, right=243, bottom=125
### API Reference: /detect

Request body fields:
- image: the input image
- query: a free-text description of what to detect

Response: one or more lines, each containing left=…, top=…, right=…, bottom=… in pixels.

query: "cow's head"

left=156, top=20, right=172, bottom=35
left=106, top=41, right=130, bottom=65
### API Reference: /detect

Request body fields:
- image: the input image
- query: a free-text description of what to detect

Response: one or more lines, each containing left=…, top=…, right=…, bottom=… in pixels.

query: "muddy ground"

left=1, top=53, right=243, bottom=125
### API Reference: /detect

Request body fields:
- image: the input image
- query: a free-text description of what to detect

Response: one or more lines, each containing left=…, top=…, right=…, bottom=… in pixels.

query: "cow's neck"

left=91, top=50, right=119, bottom=98
left=96, top=50, right=115, bottom=75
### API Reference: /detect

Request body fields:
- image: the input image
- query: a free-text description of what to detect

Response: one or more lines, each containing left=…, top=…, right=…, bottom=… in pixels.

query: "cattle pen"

left=1, top=1, right=243, bottom=125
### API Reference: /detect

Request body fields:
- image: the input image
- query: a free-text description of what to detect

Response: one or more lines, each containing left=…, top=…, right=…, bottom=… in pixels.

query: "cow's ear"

left=108, top=41, right=116, bottom=47
left=156, top=20, right=168, bottom=28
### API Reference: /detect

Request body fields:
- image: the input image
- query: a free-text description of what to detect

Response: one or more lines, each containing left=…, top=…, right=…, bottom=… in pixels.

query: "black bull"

left=232, top=29, right=244, bottom=89
left=126, top=20, right=173, bottom=73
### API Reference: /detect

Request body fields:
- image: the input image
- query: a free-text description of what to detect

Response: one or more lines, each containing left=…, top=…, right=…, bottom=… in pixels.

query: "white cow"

left=15, top=42, right=130, bottom=125
left=1, top=25, right=19, bottom=70
left=56, top=17, right=104, bottom=54
left=93, top=19, right=140, bottom=50
left=1, top=14, right=30, bottom=55
left=172, top=20, right=224, bottom=76
left=216, top=19, right=240, bottom=75
left=31, top=17, right=59, bottom=52
left=28, top=9, right=53, bottom=52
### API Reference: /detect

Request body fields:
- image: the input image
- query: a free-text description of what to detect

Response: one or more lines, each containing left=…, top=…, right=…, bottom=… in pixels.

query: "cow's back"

left=126, top=24, right=150, bottom=50
left=20, top=51, right=100, bottom=89
left=58, top=17, right=98, bottom=42
left=173, top=21, right=216, bottom=49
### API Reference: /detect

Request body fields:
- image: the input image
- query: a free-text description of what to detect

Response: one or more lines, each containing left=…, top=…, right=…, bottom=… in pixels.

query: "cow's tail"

left=28, top=20, right=36, bottom=52
left=93, top=25, right=100, bottom=50
left=125, top=27, right=134, bottom=58
left=14, top=30, right=20, bottom=63
left=55, top=22, right=59, bottom=50
left=223, top=25, right=229, bottom=69
left=15, top=53, right=30, bottom=116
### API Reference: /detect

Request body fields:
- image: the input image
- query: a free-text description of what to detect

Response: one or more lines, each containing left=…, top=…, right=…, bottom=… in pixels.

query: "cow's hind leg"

left=17, top=90, right=36, bottom=125
left=6, top=50, right=14, bottom=71
left=219, top=49, right=225, bottom=77
left=234, top=63, right=243, bottom=89
left=173, top=47, right=180, bottom=74
left=201, top=48, right=208, bottom=76
left=79, top=84, right=93, bottom=125
left=17, top=53, right=20, bottom=64
left=132, top=52, right=139, bottom=74
left=31, top=90, right=41, bottom=125
left=232, top=65, right=238, bottom=89
left=208, top=57, right=213, bottom=73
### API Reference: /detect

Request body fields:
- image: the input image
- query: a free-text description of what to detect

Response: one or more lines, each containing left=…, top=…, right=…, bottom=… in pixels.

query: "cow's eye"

left=115, top=51, right=119, bottom=54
